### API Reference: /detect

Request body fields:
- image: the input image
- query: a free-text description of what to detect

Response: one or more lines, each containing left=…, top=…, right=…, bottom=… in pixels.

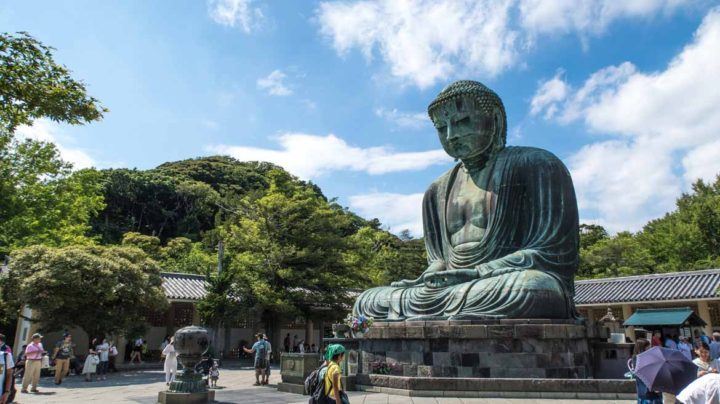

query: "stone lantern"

left=159, top=325, right=215, bottom=403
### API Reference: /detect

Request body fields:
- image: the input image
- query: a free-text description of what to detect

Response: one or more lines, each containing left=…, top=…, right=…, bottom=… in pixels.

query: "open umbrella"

left=634, top=346, right=697, bottom=395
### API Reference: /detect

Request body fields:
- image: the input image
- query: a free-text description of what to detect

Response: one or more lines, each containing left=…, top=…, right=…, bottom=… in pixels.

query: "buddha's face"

left=431, top=96, right=498, bottom=160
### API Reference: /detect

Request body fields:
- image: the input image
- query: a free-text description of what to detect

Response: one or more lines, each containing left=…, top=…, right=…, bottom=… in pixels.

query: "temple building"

left=575, top=269, right=720, bottom=339
left=9, top=268, right=720, bottom=358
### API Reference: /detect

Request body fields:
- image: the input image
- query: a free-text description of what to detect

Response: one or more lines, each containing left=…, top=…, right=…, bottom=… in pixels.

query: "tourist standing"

left=679, top=336, right=694, bottom=361
left=242, top=334, right=268, bottom=386
left=324, top=344, right=349, bottom=404
left=263, top=334, right=272, bottom=384
left=709, top=332, right=720, bottom=360
left=52, top=333, right=75, bottom=385
left=0, top=336, right=15, bottom=404
left=82, top=341, right=99, bottom=382
left=283, top=333, right=290, bottom=353
left=651, top=331, right=662, bottom=347
left=96, top=338, right=110, bottom=381
left=130, top=337, right=143, bottom=364
left=21, top=333, right=43, bottom=394
left=108, top=341, right=118, bottom=372
left=628, top=338, right=662, bottom=404
left=665, top=334, right=678, bottom=350
left=692, top=342, right=720, bottom=378
left=292, top=335, right=298, bottom=352
left=161, top=337, right=177, bottom=385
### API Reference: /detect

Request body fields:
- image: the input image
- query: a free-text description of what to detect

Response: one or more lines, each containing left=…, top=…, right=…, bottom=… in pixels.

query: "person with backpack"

left=242, top=333, right=268, bottom=386
left=323, top=344, right=349, bottom=404
left=0, top=334, right=15, bottom=404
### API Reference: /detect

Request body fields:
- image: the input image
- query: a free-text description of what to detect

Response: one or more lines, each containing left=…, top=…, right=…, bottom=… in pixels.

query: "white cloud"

left=15, top=119, right=95, bottom=170
left=317, top=0, right=519, bottom=88
left=317, top=0, right=696, bottom=88
left=257, top=70, right=293, bottom=96
left=349, top=192, right=424, bottom=236
left=519, top=0, right=691, bottom=38
left=375, top=108, right=428, bottom=129
left=531, top=7, right=720, bottom=232
left=208, top=0, right=263, bottom=32
left=529, top=70, right=570, bottom=119
left=207, top=133, right=451, bottom=179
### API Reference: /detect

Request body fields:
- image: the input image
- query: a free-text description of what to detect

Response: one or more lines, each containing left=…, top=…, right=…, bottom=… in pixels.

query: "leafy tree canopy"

left=1, top=244, right=167, bottom=339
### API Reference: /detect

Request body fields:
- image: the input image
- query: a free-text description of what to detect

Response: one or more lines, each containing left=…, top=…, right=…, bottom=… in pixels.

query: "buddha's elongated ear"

left=493, top=106, right=506, bottom=150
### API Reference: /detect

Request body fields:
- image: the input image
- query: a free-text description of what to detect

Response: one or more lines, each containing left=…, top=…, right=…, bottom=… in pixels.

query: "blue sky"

left=3, top=0, right=720, bottom=235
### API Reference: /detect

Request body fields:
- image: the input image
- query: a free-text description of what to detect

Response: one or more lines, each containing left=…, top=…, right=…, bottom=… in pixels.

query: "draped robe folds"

left=353, top=146, right=579, bottom=320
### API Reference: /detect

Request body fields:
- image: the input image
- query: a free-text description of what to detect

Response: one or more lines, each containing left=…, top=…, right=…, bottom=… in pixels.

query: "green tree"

left=1, top=244, right=167, bottom=340
left=0, top=32, right=105, bottom=136
left=580, top=232, right=656, bottom=278
left=579, top=224, right=609, bottom=250
left=222, top=170, right=365, bottom=324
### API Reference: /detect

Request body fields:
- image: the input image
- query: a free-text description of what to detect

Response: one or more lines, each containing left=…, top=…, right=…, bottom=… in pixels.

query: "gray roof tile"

left=574, top=269, right=720, bottom=305
left=161, top=272, right=208, bottom=301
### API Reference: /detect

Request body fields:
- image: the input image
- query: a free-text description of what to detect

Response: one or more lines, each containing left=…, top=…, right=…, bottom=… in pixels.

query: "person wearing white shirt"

left=0, top=344, right=15, bottom=404
left=96, top=338, right=110, bottom=381
left=162, top=338, right=177, bottom=385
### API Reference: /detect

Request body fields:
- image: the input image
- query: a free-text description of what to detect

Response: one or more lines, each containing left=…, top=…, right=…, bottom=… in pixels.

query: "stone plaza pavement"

left=12, top=367, right=634, bottom=404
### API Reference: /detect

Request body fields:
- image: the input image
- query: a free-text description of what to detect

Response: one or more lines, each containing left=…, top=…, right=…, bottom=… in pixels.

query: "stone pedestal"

left=357, top=319, right=601, bottom=379
left=277, top=352, right=322, bottom=393
left=157, top=390, right=215, bottom=404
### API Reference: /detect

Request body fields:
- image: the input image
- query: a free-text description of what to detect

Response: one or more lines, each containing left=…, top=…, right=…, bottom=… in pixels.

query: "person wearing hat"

left=21, top=333, right=44, bottom=394
left=324, top=344, right=349, bottom=404
left=52, top=332, right=75, bottom=385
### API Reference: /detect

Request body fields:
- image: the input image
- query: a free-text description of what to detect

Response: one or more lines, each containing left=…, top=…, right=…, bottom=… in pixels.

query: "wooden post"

left=622, top=304, right=635, bottom=342
left=698, top=301, right=713, bottom=336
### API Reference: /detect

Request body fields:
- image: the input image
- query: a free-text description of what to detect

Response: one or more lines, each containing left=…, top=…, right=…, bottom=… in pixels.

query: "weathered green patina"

left=353, top=81, right=579, bottom=320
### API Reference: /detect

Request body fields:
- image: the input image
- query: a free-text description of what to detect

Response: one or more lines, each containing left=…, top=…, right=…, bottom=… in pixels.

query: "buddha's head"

left=428, top=80, right=506, bottom=161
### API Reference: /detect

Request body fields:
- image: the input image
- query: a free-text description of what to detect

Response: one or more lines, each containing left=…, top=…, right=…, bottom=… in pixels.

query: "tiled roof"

left=574, top=269, right=720, bottom=305
left=161, top=272, right=208, bottom=301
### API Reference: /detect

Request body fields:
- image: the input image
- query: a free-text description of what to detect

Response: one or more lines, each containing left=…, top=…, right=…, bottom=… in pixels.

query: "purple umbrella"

left=634, top=346, right=697, bottom=395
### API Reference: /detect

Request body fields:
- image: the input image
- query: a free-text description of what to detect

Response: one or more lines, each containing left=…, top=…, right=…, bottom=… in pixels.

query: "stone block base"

left=356, top=376, right=635, bottom=400
left=157, top=390, right=215, bottom=404
left=347, top=320, right=602, bottom=382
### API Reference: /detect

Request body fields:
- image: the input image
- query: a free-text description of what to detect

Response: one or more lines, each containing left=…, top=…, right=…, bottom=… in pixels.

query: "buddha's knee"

left=512, top=270, right=564, bottom=293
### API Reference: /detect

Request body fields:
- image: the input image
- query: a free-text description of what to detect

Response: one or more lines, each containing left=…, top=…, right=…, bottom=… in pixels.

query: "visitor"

left=160, top=335, right=171, bottom=352
left=324, top=344, right=349, bottom=404
left=678, top=336, right=694, bottom=361
left=0, top=334, right=15, bottom=403
left=82, top=341, right=99, bottom=382
left=299, top=341, right=306, bottom=353
left=161, top=337, right=177, bottom=385
left=677, top=373, right=720, bottom=404
left=194, top=354, right=213, bottom=385
left=95, top=337, right=110, bottom=381
left=108, top=341, right=119, bottom=372
left=263, top=334, right=272, bottom=384
left=242, top=333, right=268, bottom=386
left=692, top=342, right=719, bottom=378
left=0, top=334, right=15, bottom=404
left=52, top=332, right=74, bottom=385
left=665, top=334, right=678, bottom=350
left=21, top=333, right=44, bottom=394
left=130, top=337, right=143, bottom=364
left=284, top=333, right=291, bottom=353
left=694, top=330, right=710, bottom=348
left=209, top=360, right=220, bottom=388
left=293, top=335, right=298, bottom=352
left=311, top=344, right=317, bottom=353
left=628, top=338, right=662, bottom=404
left=709, top=332, right=720, bottom=360
left=651, top=331, right=662, bottom=347
left=14, top=344, right=27, bottom=379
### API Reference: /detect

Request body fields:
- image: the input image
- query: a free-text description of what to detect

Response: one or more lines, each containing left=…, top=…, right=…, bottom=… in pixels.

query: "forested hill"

left=90, top=156, right=329, bottom=244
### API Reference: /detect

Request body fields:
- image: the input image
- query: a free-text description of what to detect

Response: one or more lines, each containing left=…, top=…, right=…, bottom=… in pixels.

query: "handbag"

left=41, top=355, right=50, bottom=369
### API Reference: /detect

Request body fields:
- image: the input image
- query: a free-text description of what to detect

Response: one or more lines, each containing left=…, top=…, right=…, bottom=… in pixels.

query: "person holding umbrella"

left=629, top=339, right=663, bottom=404
left=631, top=338, right=699, bottom=404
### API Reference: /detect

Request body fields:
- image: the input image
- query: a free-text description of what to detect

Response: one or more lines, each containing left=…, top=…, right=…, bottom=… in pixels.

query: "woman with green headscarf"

left=323, top=344, right=348, bottom=403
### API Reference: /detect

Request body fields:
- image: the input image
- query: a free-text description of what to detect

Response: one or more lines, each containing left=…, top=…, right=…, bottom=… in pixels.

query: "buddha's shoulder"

left=501, top=146, right=562, bottom=163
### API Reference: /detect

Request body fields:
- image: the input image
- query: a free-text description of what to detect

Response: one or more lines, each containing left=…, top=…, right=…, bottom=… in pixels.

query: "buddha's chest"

left=446, top=170, right=491, bottom=244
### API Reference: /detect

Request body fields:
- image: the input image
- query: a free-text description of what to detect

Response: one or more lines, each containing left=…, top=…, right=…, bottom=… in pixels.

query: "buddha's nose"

left=446, top=123, right=459, bottom=141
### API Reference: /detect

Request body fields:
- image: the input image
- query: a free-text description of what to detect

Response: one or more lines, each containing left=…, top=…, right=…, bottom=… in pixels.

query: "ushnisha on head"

left=428, top=80, right=507, bottom=163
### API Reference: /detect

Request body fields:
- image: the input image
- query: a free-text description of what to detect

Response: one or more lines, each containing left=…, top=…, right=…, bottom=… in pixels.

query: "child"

left=209, top=360, right=220, bottom=388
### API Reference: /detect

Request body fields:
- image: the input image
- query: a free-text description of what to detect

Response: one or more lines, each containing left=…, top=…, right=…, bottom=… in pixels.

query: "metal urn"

left=168, top=325, right=211, bottom=394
